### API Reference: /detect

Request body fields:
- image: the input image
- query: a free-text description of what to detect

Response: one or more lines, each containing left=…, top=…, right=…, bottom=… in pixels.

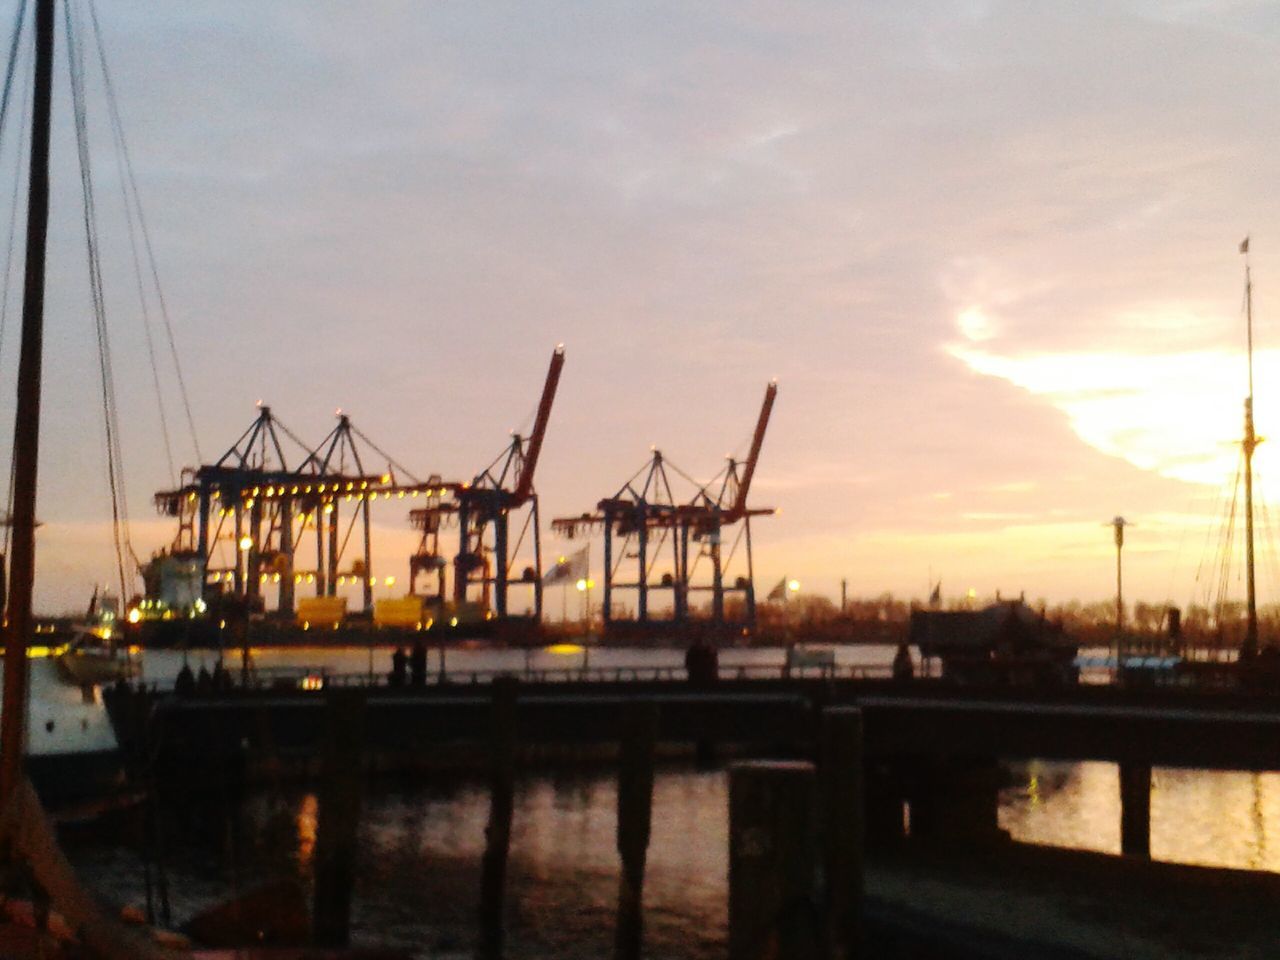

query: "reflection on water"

left=63, top=760, right=1280, bottom=958
left=62, top=645, right=1280, bottom=955
left=1000, top=761, right=1280, bottom=872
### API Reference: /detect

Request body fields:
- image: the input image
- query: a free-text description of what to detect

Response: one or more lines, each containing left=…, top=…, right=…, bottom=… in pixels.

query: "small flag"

left=543, top=545, right=589, bottom=585
left=766, top=576, right=787, bottom=601
left=1240, top=236, right=1250, bottom=255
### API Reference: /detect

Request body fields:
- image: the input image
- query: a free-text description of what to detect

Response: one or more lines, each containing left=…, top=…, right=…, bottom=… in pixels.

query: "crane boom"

left=727, top=380, right=777, bottom=521
left=512, top=345, right=566, bottom=505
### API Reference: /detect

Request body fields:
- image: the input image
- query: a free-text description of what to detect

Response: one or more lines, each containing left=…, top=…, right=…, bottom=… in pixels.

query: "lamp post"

left=1109, top=516, right=1131, bottom=638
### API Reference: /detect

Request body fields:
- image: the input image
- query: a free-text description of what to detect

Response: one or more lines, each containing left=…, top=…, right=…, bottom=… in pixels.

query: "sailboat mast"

left=0, top=0, right=55, bottom=803
left=1243, top=244, right=1259, bottom=658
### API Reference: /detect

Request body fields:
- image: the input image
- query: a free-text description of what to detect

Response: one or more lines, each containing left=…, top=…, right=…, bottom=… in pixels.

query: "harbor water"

left=63, top=645, right=1280, bottom=957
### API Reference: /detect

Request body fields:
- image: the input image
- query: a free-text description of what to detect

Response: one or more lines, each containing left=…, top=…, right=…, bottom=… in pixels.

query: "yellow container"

left=296, top=595, right=348, bottom=627
left=374, top=596, right=425, bottom=628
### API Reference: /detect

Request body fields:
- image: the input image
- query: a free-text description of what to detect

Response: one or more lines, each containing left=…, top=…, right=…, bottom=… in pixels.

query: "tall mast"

left=1242, top=237, right=1259, bottom=658
left=0, top=0, right=54, bottom=803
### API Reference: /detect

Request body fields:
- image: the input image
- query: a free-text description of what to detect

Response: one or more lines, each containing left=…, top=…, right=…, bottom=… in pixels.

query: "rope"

left=1, top=37, right=31, bottom=556
left=66, top=0, right=135, bottom=597
left=87, top=0, right=201, bottom=463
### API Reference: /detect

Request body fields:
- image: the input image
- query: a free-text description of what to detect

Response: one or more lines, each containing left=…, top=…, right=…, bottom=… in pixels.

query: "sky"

left=1, top=0, right=1280, bottom=614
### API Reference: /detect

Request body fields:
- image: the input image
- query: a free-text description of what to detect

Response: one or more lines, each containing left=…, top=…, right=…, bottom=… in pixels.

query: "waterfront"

left=63, top=760, right=1280, bottom=958
left=57, top=642, right=1280, bottom=957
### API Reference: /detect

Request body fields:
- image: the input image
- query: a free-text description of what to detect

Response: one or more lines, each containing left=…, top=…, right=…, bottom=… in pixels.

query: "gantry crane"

left=552, top=380, right=777, bottom=637
left=682, top=380, right=777, bottom=626
left=152, top=405, right=439, bottom=617
left=409, top=346, right=566, bottom=621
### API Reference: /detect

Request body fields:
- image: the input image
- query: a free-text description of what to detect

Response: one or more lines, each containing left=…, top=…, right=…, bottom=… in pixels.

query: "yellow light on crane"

left=384, top=576, right=396, bottom=587
left=381, top=474, right=391, bottom=484
left=239, top=535, right=253, bottom=551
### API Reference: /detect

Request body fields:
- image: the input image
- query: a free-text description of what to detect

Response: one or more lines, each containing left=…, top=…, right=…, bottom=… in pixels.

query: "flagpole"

left=1242, top=235, right=1259, bottom=658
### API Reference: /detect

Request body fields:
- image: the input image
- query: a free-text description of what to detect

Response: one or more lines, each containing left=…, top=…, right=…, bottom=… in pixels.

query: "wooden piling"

left=1119, top=761, right=1152, bottom=859
left=312, top=689, right=366, bottom=946
left=728, top=760, right=820, bottom=960
left=615, top=701, right=658, bottom=960
left=820, top=708, right=863, bottom=960
left=478, top=676, right=519, bottom=959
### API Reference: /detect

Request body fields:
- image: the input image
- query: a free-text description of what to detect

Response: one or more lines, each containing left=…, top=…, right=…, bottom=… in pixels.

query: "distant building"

left=909, top=600, right=1078, bottom=687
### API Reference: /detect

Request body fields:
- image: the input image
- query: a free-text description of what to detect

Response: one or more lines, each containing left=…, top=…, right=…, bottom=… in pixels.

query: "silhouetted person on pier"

left=390, top=646, right=408, bottom=687
left=685, top=638, right=718, bottom=688
left=175, top=662, right=195, bottom=697
left=409, top=640, right=427, bottom=687
left=893, top=642, right=914, bottom=681
left=212, top=660, right=232, bottom=692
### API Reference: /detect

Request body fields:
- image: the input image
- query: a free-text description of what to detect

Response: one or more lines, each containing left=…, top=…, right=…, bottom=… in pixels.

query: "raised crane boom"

left=512, top=344, right=566, bottom=506
left=725, top=379, right=777, bottom=521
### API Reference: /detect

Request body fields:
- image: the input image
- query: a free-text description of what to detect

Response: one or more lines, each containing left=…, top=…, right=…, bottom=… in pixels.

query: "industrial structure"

left=143, top=348, right=566, bottom=641
left=149, top=404, right=439, bottom=620
left=407, top=345, right=565, bottom=623
left=552, top=380, right=776, bottom=638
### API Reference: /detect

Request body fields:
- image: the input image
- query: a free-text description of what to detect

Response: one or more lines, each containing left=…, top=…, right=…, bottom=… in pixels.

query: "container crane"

left=410, top=346, right=566, bottom=623
left=151, top=406, right=438, bottom=629
left=551, top=380, right=777, bottom=637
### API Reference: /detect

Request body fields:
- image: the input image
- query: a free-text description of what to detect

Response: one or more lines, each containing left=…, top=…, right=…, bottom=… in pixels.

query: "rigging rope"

left=66, top=0, right=134, bottom=599
left=86, top=0, right=201, bottom=464
left=1, top=36, right=31, bottom=557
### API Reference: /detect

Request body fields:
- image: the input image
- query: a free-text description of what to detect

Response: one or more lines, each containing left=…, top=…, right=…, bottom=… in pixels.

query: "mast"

left=1242, top=237, right=1259, bottom=659
left=0, top=0, right=54, bottom=803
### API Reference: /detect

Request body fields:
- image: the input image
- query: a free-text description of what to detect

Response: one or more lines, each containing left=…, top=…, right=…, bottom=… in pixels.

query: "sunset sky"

left=3, top=1, right=1280, bottom=613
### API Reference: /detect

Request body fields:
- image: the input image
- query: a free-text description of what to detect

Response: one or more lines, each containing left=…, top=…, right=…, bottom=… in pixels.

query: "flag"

left=544, top=545, right=589, bottom=585
left=929, top=581, right=941, bottom=607
left=766, top=576, right=787, bottom=601
left=1241, top=236, right=1250, bottom=255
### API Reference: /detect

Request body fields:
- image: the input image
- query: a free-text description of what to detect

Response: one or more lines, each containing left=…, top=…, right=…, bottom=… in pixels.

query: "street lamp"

left=1108, top=516, right=1131, bottom=636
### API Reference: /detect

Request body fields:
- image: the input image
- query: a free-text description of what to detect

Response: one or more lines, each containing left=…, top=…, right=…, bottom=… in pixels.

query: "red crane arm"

left=512, top=345, right=566, bottom=505
left=727, top=380, right=777, bottom=521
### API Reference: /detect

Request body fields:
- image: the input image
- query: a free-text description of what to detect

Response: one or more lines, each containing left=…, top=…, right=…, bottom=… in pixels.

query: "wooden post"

left=615, top=701, right=658, bottom=960
left=478, top=676, right=519, bottom=959
left=728, top=761, right=820, bottom=960
left=312, top=689, right=366, bottom=946
left=1119, top=761, right=1151, bottom=859
left=820, top=708, right=863, bottom=960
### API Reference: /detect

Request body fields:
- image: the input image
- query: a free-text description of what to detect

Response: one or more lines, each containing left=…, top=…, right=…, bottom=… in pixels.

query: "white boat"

left=12, top=653, right=125, bottom=807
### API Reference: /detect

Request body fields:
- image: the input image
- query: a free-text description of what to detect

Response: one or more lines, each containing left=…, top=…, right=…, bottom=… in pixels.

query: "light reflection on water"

left=67, top=646, right=1280, bottom=955
left=1001, top=761, right=1280, bottom=872
left=65, top=761, right=1280, bottom=959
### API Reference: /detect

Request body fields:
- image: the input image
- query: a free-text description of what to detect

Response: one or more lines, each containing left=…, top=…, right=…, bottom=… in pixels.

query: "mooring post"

left=479, top=676, right=519, bottom=959
left=1119, top=761, right=1151, bottom=859
left=616, top=700, right=658, bottom=960
left=820, top=708, right=864, bottom=960
left=728, top=760, right=821, bottom=960
left=312, top=689, right=366, bottom=946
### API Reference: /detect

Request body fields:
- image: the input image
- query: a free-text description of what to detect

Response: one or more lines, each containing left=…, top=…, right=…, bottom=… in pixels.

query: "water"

left=60, top=645, right=1280, bottom=956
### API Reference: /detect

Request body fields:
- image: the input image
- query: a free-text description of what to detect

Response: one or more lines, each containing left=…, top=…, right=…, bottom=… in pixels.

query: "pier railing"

left=159, top=661, right=895, bottom=694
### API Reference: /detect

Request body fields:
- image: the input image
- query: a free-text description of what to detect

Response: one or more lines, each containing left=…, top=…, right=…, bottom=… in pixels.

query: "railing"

left=152, top=660, right=895, bottom=694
